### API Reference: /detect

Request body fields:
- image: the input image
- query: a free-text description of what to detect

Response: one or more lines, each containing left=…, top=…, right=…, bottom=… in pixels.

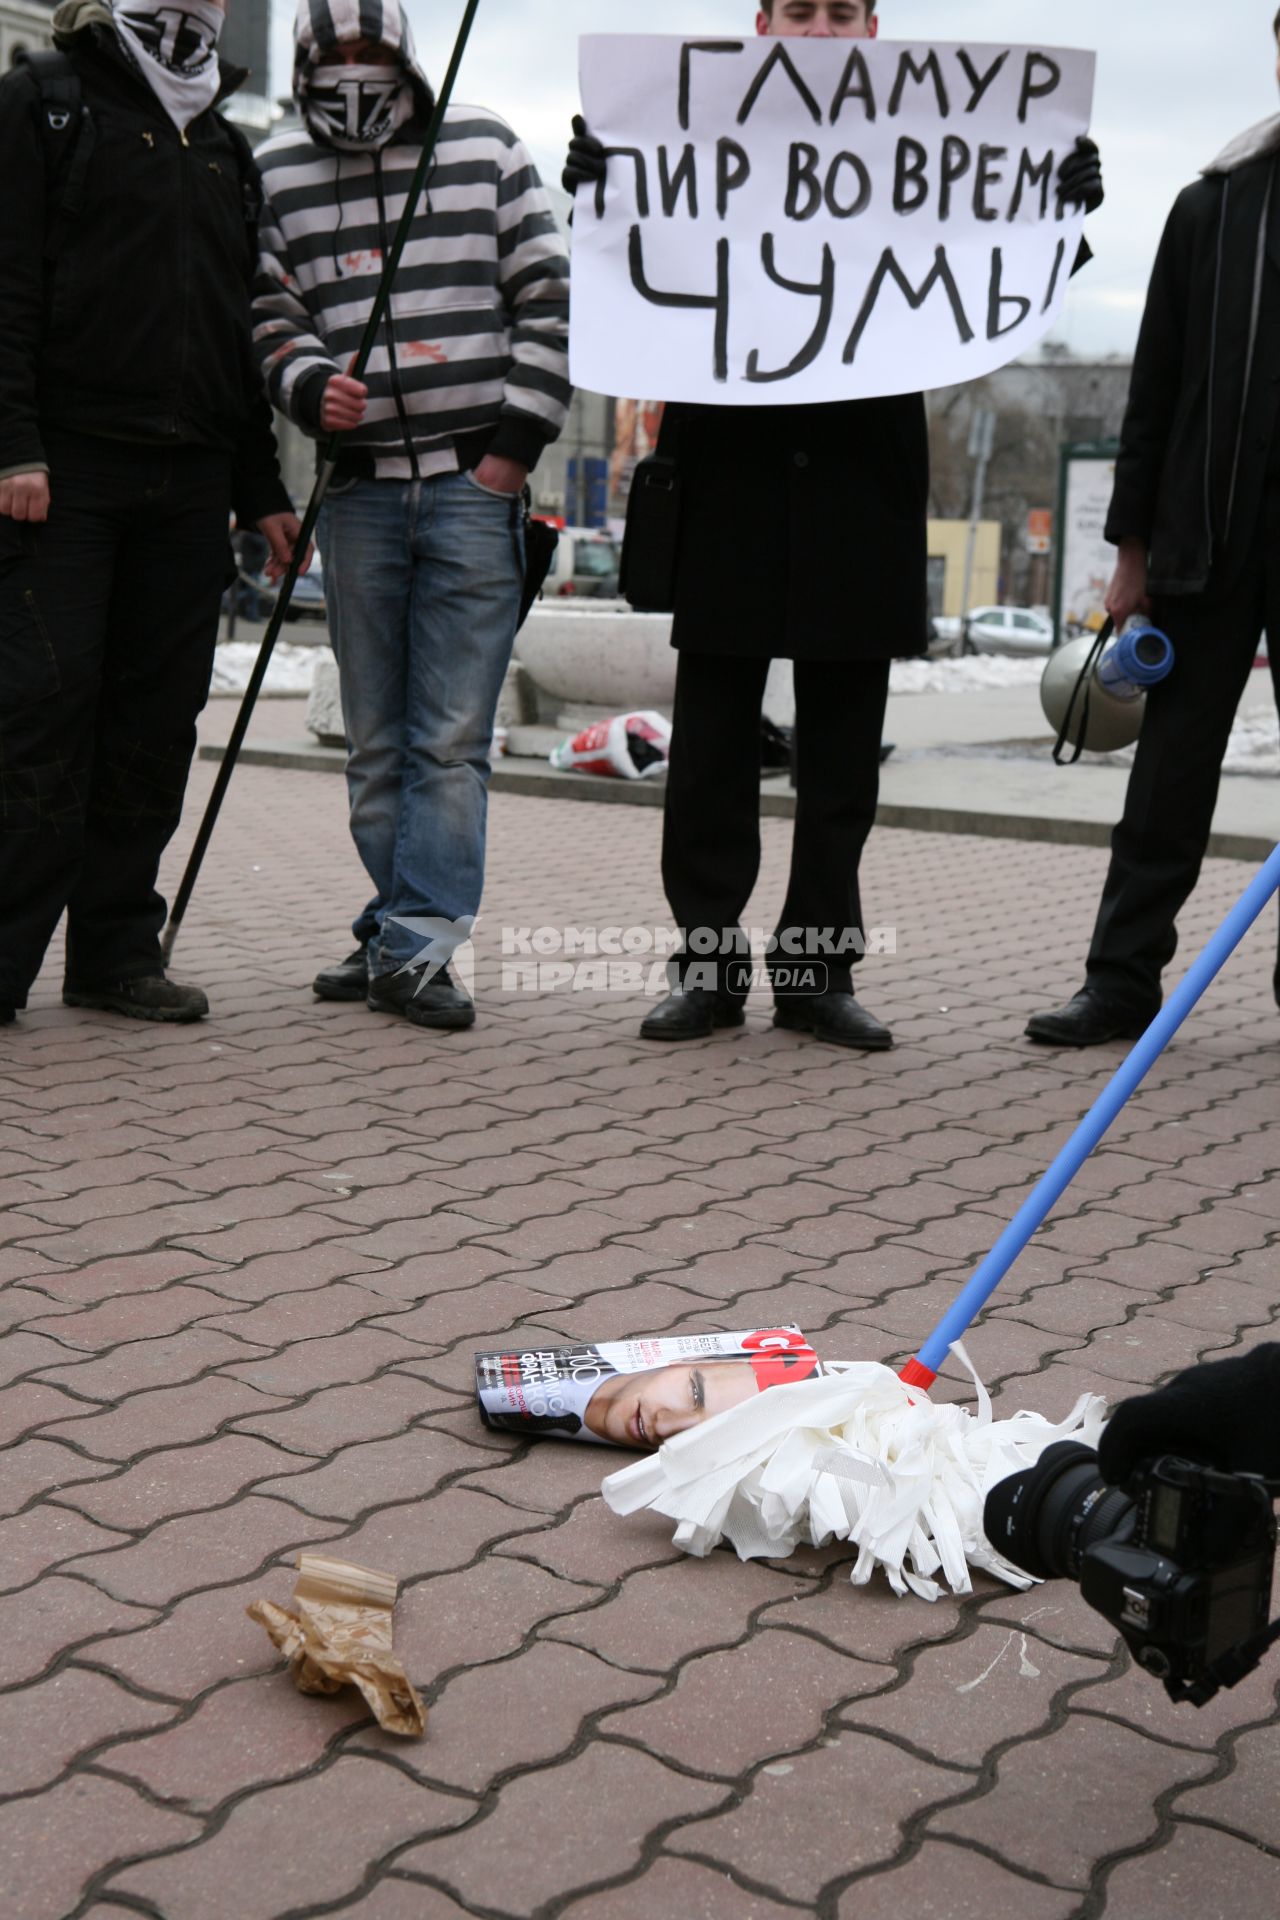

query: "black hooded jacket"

left=1106, top=137, right=1280, bottom=597
left=0, top=21, right=291, bottom=523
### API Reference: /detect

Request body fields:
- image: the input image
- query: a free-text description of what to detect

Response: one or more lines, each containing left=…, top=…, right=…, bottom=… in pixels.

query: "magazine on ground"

left=475, top=1327, right=821, bottom=1448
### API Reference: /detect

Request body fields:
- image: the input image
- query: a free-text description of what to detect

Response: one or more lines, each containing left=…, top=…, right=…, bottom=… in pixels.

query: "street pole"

left=956, top=406, right=996, bottom=655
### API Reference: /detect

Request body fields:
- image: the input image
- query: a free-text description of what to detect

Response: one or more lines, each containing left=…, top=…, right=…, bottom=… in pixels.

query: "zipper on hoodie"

left=373, top=154, right=420, bottom=481
left=172, top=123, right=192, bottom=437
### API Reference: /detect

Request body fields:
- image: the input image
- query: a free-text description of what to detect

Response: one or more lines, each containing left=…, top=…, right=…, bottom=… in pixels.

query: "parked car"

left=958, top=606, right=1056, bottom=656
left=540, top=526, right=622, bottom=600
left=228, top=549, right=327, bottom=625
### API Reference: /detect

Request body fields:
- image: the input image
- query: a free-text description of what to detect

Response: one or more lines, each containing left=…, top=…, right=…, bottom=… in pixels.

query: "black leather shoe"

left=313, top=947, right=369, bottom=1001
left=0, top=1006, right=14, bottom=1026
left=773, top=991, right=893, bottom=1051
left=367, top=963, right=475, bottom=1030
left=63, top=975, right=209, bottom=1023
left=1025, top=986, right=1158, bottom=1047
left=639, top=987, right=746, bottom=1042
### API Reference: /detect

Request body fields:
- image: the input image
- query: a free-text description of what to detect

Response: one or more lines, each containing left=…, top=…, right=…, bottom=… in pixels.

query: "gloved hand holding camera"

left=985, top=1347, right=1279, bottom=1708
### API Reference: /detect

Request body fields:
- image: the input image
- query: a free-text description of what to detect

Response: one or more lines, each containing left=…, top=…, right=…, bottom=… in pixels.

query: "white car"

left=960, top=606, right=1056, bottom=656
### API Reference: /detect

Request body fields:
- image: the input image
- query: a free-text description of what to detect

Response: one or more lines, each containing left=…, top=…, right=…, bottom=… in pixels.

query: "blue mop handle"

left=909, top=842, right=1280, bottom=1380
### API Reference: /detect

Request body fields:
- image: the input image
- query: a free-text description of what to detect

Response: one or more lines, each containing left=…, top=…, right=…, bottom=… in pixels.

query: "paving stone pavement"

left=1, top=739, right=1278, bottom=1919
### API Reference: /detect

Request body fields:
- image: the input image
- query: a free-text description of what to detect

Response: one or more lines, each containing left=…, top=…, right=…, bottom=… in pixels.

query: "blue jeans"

left=318, top=471, right=524, bottom=976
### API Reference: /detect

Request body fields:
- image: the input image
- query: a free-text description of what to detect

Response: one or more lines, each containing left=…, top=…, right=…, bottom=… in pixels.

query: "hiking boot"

left=367, top=963, right=475, bottom=1030
left=313, top=947, right=369, bottom=1001
left=63, top=975, right=209, bottom=1023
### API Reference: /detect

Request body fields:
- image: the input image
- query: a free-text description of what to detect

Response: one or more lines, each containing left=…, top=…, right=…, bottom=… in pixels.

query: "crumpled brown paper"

left=248, top=1553, right=426, bottom=1738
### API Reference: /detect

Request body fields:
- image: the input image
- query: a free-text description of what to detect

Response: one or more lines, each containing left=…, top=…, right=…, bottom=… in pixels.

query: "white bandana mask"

left=111, top=1, right=224, bottom=132
left=304, top=62, right=415, bottom=153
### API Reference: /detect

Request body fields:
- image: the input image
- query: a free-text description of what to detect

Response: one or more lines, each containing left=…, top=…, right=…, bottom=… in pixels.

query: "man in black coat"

left=1029, top=13, right=1280, bottom=1047
left=568, top=1, right=1102, bottom=1047
left=0, top=0, right=305, bottom=1029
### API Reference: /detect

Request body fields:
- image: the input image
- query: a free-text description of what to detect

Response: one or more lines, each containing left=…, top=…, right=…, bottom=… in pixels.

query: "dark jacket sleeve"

left=1104, top=189, right=1197, bottom=547
left=0, top=72, right=50, bottom=477
left=230, top=389, right=294, bottom=527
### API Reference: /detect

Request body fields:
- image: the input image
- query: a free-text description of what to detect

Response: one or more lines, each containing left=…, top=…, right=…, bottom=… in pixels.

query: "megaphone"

left=1041, top=618, right=1174, bottom=762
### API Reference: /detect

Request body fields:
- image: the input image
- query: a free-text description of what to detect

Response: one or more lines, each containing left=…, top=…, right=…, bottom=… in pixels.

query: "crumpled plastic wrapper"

left=248, top=1554, right=426, bottom=1737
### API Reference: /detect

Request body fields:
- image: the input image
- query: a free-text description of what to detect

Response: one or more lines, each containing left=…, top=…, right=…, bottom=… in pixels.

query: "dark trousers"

left=0, top=433, right=232, bottom=1007
left=662, top=652, right=891, bottom=997
left=1087, top=491, right=1280, bottom=1006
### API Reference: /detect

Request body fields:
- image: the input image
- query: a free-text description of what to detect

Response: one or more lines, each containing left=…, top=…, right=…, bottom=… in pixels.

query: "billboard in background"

left=1054, top=441, right=1118, bottom=643
left=610, top=398, right=666, bottom=508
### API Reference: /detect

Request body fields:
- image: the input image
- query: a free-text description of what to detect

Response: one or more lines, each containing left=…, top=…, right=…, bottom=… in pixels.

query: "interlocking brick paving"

left=1, top=736, right=1278, bottom=1917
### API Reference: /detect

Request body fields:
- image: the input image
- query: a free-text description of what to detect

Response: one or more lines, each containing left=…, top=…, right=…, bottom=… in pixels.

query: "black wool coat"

left=1106, top=146, right=1280, bottom=599
left=657, top=392, right=931, bottom=663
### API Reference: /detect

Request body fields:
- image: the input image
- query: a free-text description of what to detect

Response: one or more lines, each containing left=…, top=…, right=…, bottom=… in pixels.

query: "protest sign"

left=570, top=36, right=1097, bottom=406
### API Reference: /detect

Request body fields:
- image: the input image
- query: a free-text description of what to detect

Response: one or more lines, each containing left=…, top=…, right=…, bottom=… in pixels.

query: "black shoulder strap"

left=1052, top=618, right=1114, bottom=766
left=219, top=113, right=265, bottom=232
left=17, top=48, right=97, bottom=232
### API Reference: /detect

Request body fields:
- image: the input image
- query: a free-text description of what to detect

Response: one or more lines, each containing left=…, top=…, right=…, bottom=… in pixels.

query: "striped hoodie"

left=251, top=0, right=570, bottom=480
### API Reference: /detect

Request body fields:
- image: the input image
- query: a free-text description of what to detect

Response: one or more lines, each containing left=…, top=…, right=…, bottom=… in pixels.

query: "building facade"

left=1, top=0, right=53, bottom=71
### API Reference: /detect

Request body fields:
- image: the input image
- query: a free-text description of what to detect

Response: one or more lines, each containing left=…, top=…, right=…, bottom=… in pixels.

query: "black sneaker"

left=367, top=963, right=475, bottom=1030
left=313, top=947, right=369, bottom=1002
left=63, top=975, right=209, bottom=1023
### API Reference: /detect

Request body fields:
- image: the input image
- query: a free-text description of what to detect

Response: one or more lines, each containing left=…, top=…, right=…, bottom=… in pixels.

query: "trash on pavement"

left=549, top=710, right=672, bottom=778
left=248, top=1553, right=426, bottom=1737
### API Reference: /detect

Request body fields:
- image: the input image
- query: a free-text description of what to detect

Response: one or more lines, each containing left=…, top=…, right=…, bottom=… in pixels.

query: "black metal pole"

left=162, top=0, right=485, bottom=965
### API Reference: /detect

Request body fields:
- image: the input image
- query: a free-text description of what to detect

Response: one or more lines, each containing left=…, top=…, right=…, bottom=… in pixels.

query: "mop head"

left=601, top=1354, right=1107, bottom=1602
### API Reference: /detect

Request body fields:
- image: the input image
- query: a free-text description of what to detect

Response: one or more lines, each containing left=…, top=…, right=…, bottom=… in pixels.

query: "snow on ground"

left=889, top=655, right=1046, bottom=694
left=210, top=642, right=320, bottom=695
left=1221, top=709, right=1279, bottom=775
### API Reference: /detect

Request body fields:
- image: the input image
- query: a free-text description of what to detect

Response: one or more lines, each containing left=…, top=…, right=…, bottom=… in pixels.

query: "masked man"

left=253, top=0, right=571, bottom=1032
left=566, top=0, right=1102, bottom=1047
left=1029, top=11, right=1280, bottom=1046
left=0, top=0, right=303, bottom=1029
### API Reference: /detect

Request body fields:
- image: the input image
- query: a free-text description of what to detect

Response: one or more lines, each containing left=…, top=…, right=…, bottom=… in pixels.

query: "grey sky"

left=269, top=1, right=1280, bottom=360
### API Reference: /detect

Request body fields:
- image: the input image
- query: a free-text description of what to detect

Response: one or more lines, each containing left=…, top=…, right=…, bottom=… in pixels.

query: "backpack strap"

left=218, top=113, right=265, bottom=234
left=16, top=48, right=97, bottom=242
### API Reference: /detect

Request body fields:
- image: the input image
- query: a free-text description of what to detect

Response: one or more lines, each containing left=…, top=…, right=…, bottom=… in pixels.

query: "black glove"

left=1057, top=135, right=1104, bottom=216
left=1098, top=1345, right=1280, bottom=1484
left=563, top=114, right=607, bottom=197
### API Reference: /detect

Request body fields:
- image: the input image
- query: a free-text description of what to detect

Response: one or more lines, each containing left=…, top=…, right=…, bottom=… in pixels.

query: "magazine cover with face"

left=474, top=1327, right=820, bottom=1449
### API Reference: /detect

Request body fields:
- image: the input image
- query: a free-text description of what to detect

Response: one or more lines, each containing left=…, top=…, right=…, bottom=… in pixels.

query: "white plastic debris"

left=602, top=1351, right=1106, bottom=1603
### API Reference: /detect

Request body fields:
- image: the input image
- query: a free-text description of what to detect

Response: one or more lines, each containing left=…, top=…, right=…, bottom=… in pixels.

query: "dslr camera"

left=985, top=1443, right=1278, bottom=1707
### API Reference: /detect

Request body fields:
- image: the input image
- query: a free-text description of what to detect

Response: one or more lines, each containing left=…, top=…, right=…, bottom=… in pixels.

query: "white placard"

left=570, top=36, right=1096, bottom=405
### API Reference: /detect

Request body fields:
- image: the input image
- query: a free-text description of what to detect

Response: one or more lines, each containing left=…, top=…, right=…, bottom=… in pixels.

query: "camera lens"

left=984, top=1441, right=1135, bottom=1581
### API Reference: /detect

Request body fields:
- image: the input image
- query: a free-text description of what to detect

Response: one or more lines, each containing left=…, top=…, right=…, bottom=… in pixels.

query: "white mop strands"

left=601, top=1353, right=1107, bottom=1603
